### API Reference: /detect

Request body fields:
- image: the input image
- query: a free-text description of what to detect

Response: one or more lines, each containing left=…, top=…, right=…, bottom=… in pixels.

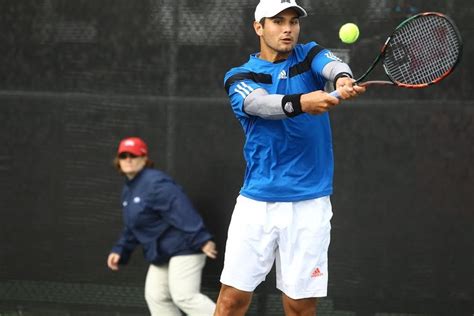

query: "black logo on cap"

left=281, top=0, right=291, bottom=3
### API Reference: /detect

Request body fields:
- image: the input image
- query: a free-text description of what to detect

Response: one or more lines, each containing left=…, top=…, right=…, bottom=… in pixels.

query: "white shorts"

left=220, top=195, right=333, bottom=299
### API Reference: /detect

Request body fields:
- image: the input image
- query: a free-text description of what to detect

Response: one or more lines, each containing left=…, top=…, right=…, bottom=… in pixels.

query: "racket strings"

left=389, top=18, right=456, bottom=83
left=384, top=15, right=461, bottom=85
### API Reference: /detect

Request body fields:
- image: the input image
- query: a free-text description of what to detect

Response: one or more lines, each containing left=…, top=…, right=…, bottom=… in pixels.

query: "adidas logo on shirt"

left=278, top=70, right=288, bottom=79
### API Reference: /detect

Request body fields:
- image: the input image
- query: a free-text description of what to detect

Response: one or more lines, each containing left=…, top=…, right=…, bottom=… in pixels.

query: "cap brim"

left=117, top=148, right=145, bottom=156
left=293, top=6, right=307, bottom=17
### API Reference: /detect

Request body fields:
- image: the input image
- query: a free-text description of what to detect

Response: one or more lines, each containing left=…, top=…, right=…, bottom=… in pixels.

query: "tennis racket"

left=330, top=12, right=463, bottom=98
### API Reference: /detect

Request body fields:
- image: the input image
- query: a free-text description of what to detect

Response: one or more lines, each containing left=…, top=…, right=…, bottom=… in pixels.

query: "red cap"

left=117, top=137, right=148, bottom=156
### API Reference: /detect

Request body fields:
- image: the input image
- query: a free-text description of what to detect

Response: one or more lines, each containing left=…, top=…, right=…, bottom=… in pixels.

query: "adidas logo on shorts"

left=311, top=267, right=323, bottom=278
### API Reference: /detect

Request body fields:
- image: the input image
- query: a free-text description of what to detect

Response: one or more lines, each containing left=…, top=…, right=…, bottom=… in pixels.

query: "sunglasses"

left=118, top=152, right=140, bottom=160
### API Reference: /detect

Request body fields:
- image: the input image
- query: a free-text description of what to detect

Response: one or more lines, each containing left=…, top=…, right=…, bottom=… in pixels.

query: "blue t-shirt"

left=224, top=42, right=339, bottom=202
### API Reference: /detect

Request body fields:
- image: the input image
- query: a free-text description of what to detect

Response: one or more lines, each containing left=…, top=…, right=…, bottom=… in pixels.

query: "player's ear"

left=254, top=20, right=264, bottom=36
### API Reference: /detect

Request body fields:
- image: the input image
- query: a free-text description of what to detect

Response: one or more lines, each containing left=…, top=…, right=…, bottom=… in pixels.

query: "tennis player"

left=107, top=137, right=217, bottom=316
left=214, top=0, right=366, bottom=315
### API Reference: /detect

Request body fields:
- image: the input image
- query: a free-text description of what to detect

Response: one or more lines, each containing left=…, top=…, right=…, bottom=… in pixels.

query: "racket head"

left=381, top=12, right=463, bottom=88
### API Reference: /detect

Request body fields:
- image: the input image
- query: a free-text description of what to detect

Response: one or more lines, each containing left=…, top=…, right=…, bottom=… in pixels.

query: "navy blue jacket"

left=111, top=168, right=213, bottom=265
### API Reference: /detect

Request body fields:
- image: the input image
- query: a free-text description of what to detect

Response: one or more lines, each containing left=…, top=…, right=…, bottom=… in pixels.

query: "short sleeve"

left=311, top=47, right=344, bottom=76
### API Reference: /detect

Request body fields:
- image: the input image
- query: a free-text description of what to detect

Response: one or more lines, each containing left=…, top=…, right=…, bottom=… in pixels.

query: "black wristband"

left=333, top=72, right=353, bottom=90
left=282, top=94, right=303, bottom=118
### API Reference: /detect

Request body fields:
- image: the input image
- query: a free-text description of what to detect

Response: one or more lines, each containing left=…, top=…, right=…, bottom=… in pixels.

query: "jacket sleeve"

left=150, top=177, right=213, bottom=250
left=111, top=225, right=140, bottom=265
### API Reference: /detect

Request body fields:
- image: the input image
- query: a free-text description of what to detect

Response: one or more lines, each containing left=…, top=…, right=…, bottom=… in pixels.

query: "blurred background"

left=0, top=0, right=472, bottom=315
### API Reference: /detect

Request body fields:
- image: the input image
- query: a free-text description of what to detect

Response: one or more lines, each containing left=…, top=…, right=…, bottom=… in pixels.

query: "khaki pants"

left=145, top=253, right=215, bottom=316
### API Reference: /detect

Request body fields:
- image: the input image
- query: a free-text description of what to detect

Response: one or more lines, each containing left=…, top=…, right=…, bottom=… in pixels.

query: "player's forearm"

left=244, top=88, right=337, bottom=119
left=243, top=88, right=287, bottom=120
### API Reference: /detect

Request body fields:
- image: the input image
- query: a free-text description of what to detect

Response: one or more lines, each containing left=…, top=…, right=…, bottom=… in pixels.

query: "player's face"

left=118, top=153, right=147, bottom=179
left=256, top=9, right=300, bottom=60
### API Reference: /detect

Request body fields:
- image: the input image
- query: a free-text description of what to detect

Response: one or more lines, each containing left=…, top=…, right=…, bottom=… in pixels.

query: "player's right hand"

left=300, top=90, right=340, bottom=115
left=335, top=77, right=367, bottom=99
left=107, top=253, right=121, bottom=271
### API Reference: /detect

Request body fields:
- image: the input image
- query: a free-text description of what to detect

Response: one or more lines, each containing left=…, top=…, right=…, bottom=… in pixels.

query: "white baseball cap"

left=254, top=0, right=308, bottom=22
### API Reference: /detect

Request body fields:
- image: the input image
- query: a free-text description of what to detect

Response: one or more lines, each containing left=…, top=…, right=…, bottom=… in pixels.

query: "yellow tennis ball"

left=339, top=23, right=360, bottom=44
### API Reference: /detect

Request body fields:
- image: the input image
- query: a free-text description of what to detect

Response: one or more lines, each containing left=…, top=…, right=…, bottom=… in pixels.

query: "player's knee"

left=216, top=291, right=252, bottom=313
left=220, top=295, right=245, bottom=310
left=283, top=296, right=317, bottom=315
left=286, top=303, right=316, bottom=315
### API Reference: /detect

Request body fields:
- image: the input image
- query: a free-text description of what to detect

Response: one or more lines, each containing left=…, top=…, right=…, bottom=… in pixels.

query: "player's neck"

left=258, top=47, right=290, bottom=63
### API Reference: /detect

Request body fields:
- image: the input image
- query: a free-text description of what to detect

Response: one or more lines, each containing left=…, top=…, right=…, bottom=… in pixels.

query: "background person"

left=214, top=0, right=366, bottom=315
left=107, top=136, right=217, bottom=316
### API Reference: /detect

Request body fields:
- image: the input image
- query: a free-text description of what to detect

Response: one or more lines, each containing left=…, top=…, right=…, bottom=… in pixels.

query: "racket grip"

left=329, top=90, right=341, bottom=99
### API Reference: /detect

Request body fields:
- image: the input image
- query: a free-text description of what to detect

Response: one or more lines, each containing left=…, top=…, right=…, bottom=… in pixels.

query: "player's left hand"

left=201, top=240, right=218, bottom=259
left=335, top=77, right=366, bottom=99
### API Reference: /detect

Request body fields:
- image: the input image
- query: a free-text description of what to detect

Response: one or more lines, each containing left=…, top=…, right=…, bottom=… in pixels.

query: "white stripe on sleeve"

left=236, top=83, right=251, bottom=95
left=240, top=82, right=254, bottom=92
left=235, top=87, right=247, bottom=98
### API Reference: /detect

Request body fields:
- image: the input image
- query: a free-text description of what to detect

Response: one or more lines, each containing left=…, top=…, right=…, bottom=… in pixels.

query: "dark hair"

left=113, top=156, right=155, bottom=175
